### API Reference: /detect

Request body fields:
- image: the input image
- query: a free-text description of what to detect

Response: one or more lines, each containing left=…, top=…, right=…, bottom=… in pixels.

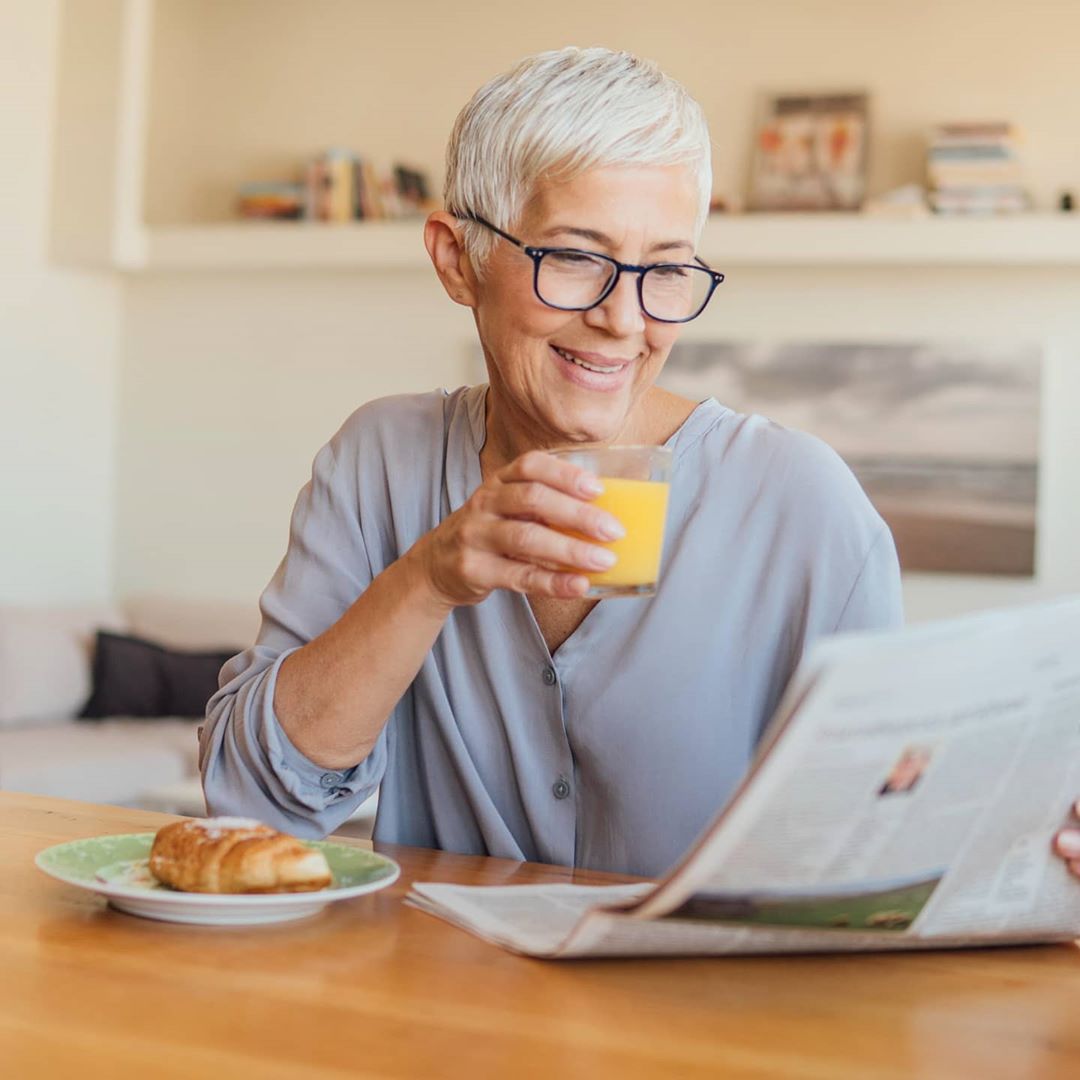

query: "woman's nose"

left=584, top=271, right=646, bottom=337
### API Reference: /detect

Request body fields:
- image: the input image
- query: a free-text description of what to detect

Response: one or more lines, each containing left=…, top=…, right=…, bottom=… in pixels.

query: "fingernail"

left=597, top=515, right=626, bottom=541
left=1055, top=830, right=1080, bottom=858
left=578, top=473, right=604, bottom=497
left=589, top=548, right=617, bottom=569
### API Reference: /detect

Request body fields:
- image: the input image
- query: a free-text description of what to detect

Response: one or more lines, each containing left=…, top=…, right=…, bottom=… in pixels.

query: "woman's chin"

left=548, top=402, right=631, bottom=447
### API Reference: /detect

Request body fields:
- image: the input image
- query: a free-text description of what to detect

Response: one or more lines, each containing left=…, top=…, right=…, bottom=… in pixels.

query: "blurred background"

left=5, top=0, right=1080, bottom=618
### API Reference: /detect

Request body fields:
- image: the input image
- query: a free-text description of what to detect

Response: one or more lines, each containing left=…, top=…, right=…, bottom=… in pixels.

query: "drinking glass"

left=549, top=445, right=673, bottom=598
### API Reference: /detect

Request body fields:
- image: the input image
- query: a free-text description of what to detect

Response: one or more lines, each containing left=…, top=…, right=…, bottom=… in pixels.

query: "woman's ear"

left=424, top=212, right=478, bottom=307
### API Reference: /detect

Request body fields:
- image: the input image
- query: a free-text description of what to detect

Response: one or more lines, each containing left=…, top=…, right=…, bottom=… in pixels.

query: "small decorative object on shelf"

left=236, top=182, right=306, bottom=220
left=1061, top=191, right=1075, bottom=212
left=926, top=122, right=1030, bottom=215
left=862, top=183, right=930, bottom=219
left=747, top=91, right=869, bottom=211
left=238, top=152, right=438, bottom=224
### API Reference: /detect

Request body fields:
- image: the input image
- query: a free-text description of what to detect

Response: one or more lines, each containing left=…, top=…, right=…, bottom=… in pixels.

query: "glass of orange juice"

left=550, top=445, right=673, bottom=598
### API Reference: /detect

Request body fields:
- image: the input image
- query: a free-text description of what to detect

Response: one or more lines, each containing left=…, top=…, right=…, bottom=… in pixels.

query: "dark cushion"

left=79, top=631, right=240, bottom=720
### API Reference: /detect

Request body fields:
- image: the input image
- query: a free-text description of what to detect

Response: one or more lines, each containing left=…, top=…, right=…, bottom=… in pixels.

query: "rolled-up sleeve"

left=199, top=423, right=388, bottom=838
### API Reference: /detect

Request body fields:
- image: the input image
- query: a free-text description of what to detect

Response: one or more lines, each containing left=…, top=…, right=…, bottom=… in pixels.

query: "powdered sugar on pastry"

left=187, top=817, right=266, bottom=839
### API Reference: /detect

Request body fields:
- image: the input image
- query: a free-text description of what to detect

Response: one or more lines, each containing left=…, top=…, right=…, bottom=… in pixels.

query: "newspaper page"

left=405, top=597, right=1080, bottom=958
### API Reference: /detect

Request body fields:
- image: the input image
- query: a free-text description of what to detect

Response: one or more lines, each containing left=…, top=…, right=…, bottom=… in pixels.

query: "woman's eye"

left=549, top=251, right=599, bottom=266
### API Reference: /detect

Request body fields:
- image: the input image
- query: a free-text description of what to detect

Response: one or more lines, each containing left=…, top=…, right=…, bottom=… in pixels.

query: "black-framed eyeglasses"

left=456, top=212, right=724, bottom=324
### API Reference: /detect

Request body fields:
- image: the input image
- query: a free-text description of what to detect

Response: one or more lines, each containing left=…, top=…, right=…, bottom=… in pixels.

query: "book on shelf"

left=934, top=121, right=1014, bottom=138
left=928, top=165, right=1025, bottom=187
left=243, top=151, right=436, bottom=224
left=929, top=190, right=1030, bottom=214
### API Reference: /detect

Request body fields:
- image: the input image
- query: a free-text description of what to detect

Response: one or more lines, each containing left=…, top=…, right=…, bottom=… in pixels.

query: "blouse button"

left=552, top=777, right=571, bottom=800
left=542, top=665, right=557, bottom=686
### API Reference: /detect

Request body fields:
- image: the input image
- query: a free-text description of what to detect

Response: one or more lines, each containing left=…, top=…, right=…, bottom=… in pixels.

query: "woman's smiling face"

left=471, top=164, right=701, bottom=452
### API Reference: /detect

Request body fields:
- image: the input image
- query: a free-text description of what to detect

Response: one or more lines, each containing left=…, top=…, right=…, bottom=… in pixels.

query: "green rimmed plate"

left=35, top=832, right=400, bottom=926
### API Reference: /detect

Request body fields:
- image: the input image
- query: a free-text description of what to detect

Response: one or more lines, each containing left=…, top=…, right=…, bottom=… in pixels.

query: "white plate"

left=36, top=832, right=400, bottom=926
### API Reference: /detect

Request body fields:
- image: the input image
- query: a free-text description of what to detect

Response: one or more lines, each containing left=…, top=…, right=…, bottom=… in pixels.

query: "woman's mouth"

left=551, top=345, right=628, bottom=374
left=549, top=345, right=636, bottom=393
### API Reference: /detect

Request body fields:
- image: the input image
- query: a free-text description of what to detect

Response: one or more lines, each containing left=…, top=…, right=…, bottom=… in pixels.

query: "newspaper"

left=405, top=596, right=1080, bottom=958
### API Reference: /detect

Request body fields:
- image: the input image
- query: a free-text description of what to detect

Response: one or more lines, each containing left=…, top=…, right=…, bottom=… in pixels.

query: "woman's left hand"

left=1052, top=800, right=1080, bottom=878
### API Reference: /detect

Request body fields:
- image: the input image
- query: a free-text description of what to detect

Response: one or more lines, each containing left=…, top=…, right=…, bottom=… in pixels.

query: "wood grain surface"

left=3, top=791, right=1079, bottom=1078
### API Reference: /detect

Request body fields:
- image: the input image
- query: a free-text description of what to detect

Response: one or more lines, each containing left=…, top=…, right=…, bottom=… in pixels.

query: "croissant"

left=149, top=817, right=332, bottom=894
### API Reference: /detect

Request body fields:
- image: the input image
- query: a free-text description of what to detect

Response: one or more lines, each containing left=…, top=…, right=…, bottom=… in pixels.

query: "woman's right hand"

left=408, top=450, right=626, bottom=608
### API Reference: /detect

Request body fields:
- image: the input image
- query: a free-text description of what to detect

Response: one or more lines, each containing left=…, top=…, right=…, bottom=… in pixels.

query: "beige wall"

left=117, top=1, right=1080, bottom=621
left=0, top=1, right=121, bottom=604
left=8, top=0, right=1080, bottom=624
left=145, top=0, right=1080, bottom=223
left=116, top=269, right=474, bottom=601
left=118, top=255, right=1080, bottom=621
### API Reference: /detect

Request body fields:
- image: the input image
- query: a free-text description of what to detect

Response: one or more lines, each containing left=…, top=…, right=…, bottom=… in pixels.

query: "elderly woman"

left=200, top=47, right=901, bottom=877
left=201, top=47, right=1080, bottom=881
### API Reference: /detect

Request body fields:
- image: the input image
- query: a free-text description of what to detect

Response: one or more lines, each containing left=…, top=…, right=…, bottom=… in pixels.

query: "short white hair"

left=444, top=46, right=713, bottom=268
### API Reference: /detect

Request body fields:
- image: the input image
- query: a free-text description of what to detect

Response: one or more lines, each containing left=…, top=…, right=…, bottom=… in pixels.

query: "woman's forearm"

left=271, top=447, right=609, bottom=771
left=273, top=546, right=452, bottom=770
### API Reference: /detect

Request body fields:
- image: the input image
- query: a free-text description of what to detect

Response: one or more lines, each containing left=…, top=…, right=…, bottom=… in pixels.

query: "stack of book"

left=303, top=150, right=434, bottom=222
left=237, top=152, right=435, bottom=223
left=926, top=123, right=1029, bottom=215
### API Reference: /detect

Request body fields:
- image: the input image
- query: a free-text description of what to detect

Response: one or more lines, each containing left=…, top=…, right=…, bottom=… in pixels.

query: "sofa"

left=0, top=596, right=377, bottom=833
left=0, top=596, right=257, bottom=811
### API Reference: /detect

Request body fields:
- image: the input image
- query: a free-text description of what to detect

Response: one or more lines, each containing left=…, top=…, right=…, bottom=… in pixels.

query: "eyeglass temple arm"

left=454, top=211, right=524, bottom=250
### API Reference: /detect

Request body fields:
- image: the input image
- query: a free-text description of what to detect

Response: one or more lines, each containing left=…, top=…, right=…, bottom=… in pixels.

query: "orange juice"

left=586, top=477, right=670, bottom=589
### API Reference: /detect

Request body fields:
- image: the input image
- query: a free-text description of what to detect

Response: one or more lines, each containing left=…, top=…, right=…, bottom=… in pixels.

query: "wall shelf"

left=58, top=3, right=1080, bottom=277
left=128, top=215, right=1080, bottom=273
left=134, top=221, right=428, bottom=271
left=699, top=214, right=1080, bottom=268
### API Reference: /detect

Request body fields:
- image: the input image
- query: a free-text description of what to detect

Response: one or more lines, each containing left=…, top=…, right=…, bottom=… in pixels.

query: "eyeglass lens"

left=537, top=251, right=715, bottom=321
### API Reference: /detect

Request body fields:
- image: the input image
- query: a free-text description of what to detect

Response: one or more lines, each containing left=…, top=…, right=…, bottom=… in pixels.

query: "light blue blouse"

left=200, top=385, right=903, bottom=877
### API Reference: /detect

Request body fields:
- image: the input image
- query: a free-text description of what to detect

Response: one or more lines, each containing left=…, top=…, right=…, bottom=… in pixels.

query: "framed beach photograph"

left=658, top=340, right=1041, bottom=576
left=747, top=91, right=869, bottom=211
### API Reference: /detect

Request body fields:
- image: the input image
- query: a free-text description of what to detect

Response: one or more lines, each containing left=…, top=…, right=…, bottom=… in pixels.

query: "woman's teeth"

left=553, top=346, right=624, bottom=374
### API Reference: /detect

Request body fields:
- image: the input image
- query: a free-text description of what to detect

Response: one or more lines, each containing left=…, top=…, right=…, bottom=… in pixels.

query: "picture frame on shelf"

left=747, top=91, right=869, bottom=212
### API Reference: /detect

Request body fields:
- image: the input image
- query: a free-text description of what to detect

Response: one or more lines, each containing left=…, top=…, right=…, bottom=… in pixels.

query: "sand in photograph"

left=881, top=507, right=1035, bottom=576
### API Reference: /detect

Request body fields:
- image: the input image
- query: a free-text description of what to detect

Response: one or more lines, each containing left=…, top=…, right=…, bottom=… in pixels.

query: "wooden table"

left=3, top=792, right=1080, bottom=1079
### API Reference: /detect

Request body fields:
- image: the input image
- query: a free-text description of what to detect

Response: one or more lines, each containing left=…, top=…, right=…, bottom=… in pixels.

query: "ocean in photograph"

left=658, top=341, right=1041, bottom=576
